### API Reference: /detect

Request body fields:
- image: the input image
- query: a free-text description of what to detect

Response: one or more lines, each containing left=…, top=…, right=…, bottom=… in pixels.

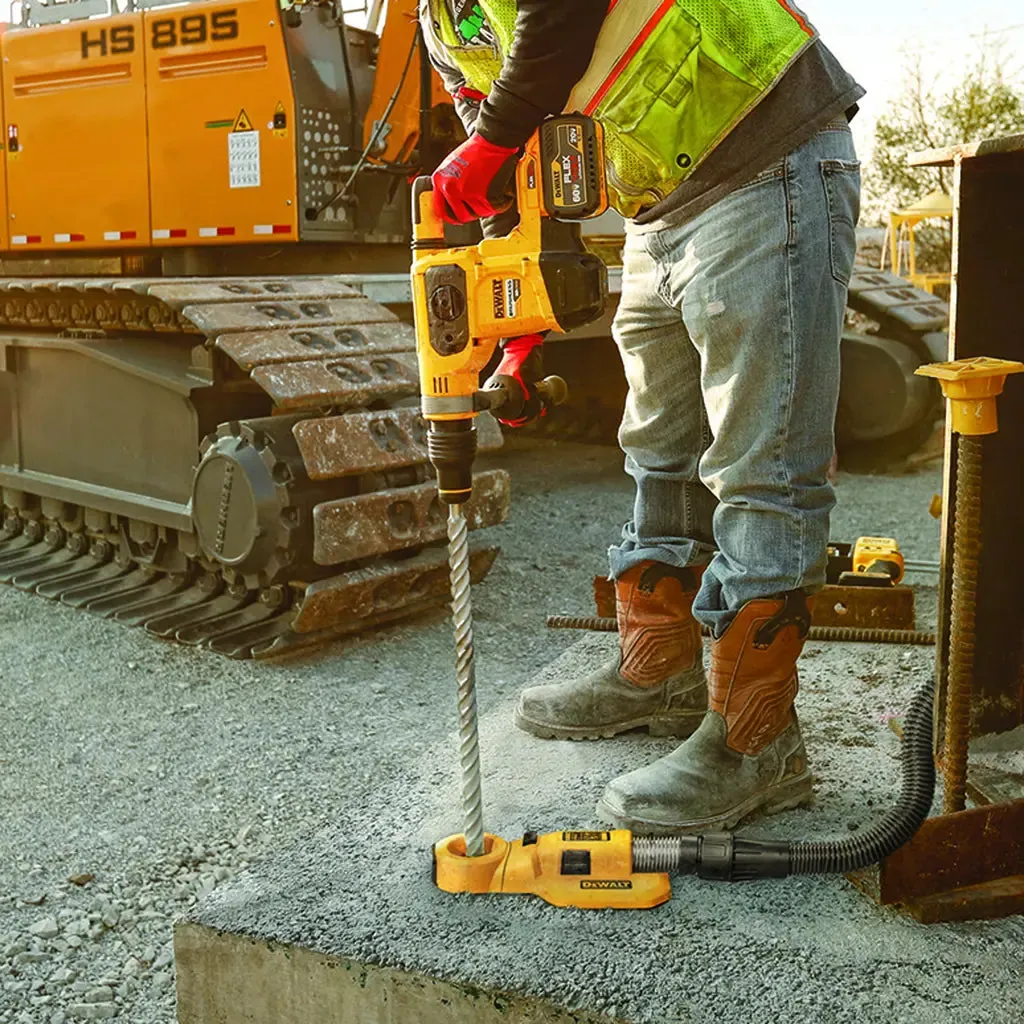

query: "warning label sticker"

left=229, top=130, right=260, bottom=189
left=272, top=101, right=288, bottom=137
left=232, top=108, right=254, bottom=132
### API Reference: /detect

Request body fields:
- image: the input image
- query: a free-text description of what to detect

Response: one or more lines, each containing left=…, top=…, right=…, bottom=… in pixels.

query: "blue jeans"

left=608, top=121, right=861, bottom=636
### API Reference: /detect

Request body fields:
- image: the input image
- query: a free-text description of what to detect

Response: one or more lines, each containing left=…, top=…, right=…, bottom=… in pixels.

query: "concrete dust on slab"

left=2, top=437, right=996, bottom=1024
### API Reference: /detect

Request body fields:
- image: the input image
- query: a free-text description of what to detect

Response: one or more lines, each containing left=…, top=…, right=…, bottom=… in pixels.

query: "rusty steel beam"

left=967, top=762, right=1024, bottom=807
left=876, top=794, right=1024, bottom=917
left=292, top=544, right=499, bottom=634
left=595, top=576, right=917, bottom=631
left=294, top=409, right=503, bottom=481
left=593, top=575, right=615, bottom=619
left=900, top=877, right=1024, bottom=925
left=312, top=469, right=510, bottom=565
left=809, top=585, right=916, bottom=630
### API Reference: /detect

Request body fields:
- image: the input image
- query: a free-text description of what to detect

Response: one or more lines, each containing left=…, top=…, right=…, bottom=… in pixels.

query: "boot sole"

left=513, top=707, right=706, bottom=742
left=595, top=770, right=814, bottom=834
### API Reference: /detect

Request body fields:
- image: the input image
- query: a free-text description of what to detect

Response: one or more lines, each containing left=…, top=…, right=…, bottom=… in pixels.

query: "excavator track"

left=0, top=276, right=509, bottom=658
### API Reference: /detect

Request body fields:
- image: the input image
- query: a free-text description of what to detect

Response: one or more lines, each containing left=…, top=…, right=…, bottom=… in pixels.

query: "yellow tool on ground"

left=432, top=830, right=672, bottom=910
left=431, top=824, right=811, bottom=909
left=852, top=537, right=906, bottom=585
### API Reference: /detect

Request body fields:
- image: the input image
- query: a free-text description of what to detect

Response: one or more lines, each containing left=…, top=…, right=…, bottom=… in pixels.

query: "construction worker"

left=421, top=0, right=864, bottom=833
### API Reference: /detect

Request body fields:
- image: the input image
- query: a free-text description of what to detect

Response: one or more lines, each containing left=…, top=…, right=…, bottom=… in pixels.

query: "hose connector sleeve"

left=697, top=835, right=792, bottom=882
left=632, top=834, right=791, bottom=881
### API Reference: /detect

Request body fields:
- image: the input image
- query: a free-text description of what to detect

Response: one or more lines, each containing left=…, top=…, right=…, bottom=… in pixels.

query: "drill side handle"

left=412, top=176, right=445, bottom=244
left=509, top=131, right=544, bottom=250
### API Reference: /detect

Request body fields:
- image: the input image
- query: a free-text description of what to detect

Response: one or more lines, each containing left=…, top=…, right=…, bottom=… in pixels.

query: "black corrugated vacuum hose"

left=631, top=683, right=936, bottom=881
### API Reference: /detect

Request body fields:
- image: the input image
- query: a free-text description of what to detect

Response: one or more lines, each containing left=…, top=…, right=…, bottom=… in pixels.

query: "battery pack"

left=539, top=115, right=608, bottom=220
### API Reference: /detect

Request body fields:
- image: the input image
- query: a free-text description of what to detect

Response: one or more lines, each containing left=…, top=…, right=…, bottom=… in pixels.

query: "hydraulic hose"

left=631, top=682, right=936, bottom=881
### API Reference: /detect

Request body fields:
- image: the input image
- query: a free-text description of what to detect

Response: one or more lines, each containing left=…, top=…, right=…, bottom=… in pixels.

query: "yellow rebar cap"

left=916, top=357, right=1024, bottom=436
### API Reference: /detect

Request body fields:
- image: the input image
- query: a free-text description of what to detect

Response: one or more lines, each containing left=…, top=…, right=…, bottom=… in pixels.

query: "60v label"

left=80, top=9, right=239, bottom=58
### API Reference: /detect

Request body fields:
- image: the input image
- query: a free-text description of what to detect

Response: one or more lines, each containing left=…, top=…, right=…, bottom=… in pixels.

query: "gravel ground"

left=0, top=439, right=956, bottom=1024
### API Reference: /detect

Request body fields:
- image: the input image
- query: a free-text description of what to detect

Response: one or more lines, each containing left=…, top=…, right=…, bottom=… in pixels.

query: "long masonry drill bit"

left=447, top=504, right=485, bottom=857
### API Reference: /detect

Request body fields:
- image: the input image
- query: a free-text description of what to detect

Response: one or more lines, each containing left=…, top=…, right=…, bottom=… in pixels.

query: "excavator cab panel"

left=2, top=11, right=150, bottom=251
left=144, top=0, right=298, bottom=246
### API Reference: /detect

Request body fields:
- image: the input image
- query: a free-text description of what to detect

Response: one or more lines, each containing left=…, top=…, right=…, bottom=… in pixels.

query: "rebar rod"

left=943, top=435, right=983, bottom=814
left=545, top=616, right=936, bottom=646
left=447, top=504, right=485, bottom=857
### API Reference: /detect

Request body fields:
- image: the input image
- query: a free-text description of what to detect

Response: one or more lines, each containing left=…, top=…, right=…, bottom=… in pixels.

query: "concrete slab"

left=174, top=925, right=606, bottom=1024
left=178, top=632, right=1024, bottom=1024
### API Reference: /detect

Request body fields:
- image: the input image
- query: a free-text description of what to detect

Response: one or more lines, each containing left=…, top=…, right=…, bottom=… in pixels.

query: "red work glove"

left=483, top=333, right=546, bottom=427
left=431, top=133, right=519, bottom=225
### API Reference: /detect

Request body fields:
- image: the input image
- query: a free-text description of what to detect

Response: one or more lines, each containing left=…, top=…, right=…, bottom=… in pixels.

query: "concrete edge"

left=173, top=922, right=618, bottom=1024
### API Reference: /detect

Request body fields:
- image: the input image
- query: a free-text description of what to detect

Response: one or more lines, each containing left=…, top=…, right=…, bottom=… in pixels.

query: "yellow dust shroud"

left=433, top=830, right=671, bottom=910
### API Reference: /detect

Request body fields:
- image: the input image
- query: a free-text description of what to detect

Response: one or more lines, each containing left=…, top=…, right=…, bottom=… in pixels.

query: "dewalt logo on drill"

left=580, top=880, right=633, bottom=890
left=492, top=278, right=520, bottom=319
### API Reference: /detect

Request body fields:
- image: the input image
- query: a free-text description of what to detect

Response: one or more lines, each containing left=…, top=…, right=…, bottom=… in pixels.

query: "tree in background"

left=863, top=41, right=1023, bottom=270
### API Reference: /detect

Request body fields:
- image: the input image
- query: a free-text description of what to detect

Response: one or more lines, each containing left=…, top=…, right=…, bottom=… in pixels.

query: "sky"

left=801, top=0, right=1024, bottom=159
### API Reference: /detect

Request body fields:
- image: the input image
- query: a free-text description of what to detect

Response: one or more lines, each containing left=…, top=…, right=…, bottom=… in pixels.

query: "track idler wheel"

left=191, top=417, right=323, bottom=588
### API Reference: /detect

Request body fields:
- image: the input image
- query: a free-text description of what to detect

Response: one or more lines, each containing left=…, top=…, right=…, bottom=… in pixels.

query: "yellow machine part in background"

left=0, top=0, right=300, bottom=250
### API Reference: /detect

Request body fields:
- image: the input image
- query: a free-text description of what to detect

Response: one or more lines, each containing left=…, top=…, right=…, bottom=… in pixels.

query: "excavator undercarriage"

left=0, top=276, right=508, bottom=657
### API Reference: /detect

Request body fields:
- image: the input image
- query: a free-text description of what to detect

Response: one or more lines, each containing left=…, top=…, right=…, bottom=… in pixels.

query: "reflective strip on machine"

left=253, top=224, right=291, bottom=235
left=54, top=233, right=86, bottom=243
left=11, top=235, right=42, bottom=245
left=103, top=230, right=138, bottom=241
left=152, top=228, right=187, bottom=240
left=199, top=226, right=236, bottom=238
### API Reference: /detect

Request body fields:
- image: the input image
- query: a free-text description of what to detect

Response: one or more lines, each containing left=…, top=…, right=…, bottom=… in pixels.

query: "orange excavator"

left=0, top=0, right=507, bottom=658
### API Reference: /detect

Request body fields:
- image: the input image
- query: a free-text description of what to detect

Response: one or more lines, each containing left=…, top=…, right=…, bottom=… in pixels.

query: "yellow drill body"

left=410, top=114, right=607, bottom=503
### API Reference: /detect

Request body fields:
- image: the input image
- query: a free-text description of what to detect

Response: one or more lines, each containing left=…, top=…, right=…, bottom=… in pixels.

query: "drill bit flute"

left=446, top=502, right=485, bottom=857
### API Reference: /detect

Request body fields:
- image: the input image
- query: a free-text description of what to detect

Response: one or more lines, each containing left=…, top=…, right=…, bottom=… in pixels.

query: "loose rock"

left=28, top=918, right=59, bottom=940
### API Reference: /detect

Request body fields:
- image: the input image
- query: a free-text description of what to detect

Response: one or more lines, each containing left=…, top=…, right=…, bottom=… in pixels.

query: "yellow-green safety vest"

left=426, top=0, right=817, bottom=217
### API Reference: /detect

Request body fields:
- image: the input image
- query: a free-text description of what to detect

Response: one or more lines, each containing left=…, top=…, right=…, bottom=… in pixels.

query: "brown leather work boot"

left=597, top=592, right=813, bottom=832
left=514, top=562, right=708, bottom=740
